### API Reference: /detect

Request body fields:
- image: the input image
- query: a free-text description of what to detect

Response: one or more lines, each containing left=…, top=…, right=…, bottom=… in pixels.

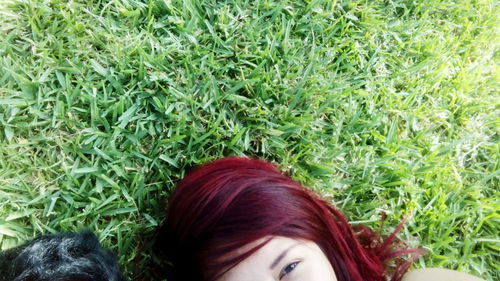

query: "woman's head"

left=155, top=157, right=419, bottom=281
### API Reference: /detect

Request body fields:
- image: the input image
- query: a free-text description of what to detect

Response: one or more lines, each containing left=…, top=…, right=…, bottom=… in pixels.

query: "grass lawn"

left=0, top=0, right=498, bottom=280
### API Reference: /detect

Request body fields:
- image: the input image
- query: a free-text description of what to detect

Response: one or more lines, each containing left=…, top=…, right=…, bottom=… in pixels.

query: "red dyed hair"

left=155, top=157, right=421, bottom=281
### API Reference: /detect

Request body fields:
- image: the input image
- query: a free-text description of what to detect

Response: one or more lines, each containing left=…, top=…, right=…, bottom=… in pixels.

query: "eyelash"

left=279, top=261, right=300, bottom=279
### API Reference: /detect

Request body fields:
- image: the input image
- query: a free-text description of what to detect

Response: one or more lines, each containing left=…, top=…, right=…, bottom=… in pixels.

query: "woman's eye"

left=279, top=261, right=300, bottom=279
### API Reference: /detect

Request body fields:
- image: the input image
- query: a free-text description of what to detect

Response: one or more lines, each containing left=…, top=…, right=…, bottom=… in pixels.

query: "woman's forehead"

left=228, top=236, right=307, bottom=258
left=215, top=236, right=313, bottom=280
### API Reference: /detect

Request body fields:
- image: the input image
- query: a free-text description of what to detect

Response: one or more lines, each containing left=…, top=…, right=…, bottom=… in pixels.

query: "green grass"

left=0, top=0, right=498, bottom=280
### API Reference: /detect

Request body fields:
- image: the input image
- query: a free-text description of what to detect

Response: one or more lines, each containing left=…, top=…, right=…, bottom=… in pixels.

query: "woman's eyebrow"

left=269, top=244, right=299, bottom=269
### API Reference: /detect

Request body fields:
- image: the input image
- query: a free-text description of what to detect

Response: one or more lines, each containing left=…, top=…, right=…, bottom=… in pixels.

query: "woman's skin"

left=402, top=268, right=487, bottom=281
left=214, top=236, right=487, bottom=281
left=215, top=236, right=337, bottom=281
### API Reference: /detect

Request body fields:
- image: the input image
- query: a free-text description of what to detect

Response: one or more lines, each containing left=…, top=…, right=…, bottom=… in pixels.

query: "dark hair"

left=155, top=157, right=422, bottom=281
left=0, top=230, right=126, bottom=281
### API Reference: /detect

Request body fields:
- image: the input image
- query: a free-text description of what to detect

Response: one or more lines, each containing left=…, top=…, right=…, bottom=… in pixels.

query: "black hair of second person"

left=0, top=230, right=126, bottom=281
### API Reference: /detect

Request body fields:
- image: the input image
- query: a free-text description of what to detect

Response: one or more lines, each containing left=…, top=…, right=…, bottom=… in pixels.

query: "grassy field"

left=0, top=0, right=498, bottom=280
